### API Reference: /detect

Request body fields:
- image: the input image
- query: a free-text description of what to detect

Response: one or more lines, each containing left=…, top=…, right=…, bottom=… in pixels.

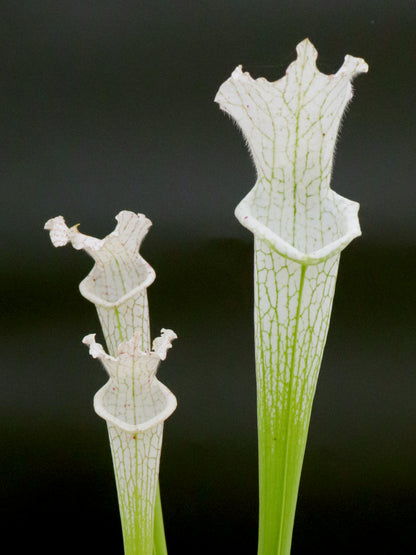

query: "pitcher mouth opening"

left=235, top=189, right=361, bottom=264
left=94, top=379, right=177, bottom=433
left=79, top=260, right=156, bottom=307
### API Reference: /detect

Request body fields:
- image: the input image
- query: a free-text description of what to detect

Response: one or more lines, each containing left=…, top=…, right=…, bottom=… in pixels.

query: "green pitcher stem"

left=153, top=482, right=168, bottom=555
left=254, top=248, right=339, bottom=555
left=256, top=371, right=314, bottom=555
left=256, top=264, right=309, bottom=555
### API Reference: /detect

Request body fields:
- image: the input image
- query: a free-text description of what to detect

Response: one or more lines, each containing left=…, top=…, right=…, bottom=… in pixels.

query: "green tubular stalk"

left=255, top=246, right=339, bottom=554
left=153, top=483, right=168, bottom=555
left=216, top=39, right=367, bottom=554
left=107, top=421, right=165, bottom=555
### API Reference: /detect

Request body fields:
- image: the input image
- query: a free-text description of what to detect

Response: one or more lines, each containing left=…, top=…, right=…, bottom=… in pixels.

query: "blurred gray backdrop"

left=1, top=2, right=415, bottom=554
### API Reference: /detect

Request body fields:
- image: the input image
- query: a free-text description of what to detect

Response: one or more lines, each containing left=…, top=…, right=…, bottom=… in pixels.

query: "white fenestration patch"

left=215, top=38, right=367, bottom=263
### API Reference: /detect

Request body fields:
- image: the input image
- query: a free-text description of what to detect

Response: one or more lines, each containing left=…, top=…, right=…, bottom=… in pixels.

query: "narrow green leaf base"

left=254, top=241, right=340, bottom=554
left=153, top=484, right=168, bottom=555
left=108, top=422, right=164, bottom=555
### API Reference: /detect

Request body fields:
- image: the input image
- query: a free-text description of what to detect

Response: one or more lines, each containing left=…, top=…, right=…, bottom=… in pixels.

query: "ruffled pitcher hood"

left=215, top=38, right=368, bottom=263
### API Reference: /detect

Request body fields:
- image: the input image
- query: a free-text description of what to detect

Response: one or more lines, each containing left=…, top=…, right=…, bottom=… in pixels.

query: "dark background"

left=1, top=2, right=415, bottom=553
